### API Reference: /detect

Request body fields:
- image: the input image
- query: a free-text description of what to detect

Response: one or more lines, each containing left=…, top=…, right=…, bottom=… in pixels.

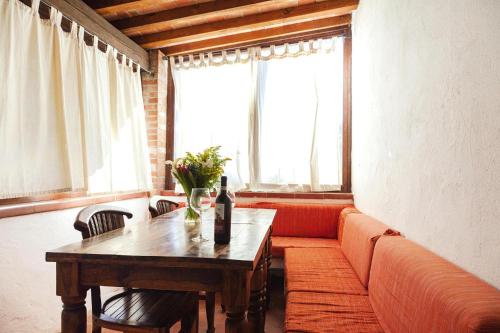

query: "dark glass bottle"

left=214, top=176, right=232, bottom=244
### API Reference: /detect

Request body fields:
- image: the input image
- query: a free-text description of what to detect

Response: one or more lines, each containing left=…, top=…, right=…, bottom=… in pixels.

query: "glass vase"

left=185, top=204, right=200, bottom=223
left=185, top=191, right=200, bottom=223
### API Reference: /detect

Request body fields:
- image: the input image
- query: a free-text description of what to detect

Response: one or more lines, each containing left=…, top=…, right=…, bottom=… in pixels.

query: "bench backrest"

left=341, top=213, right=395, bottom=287
left=338, top=206, right=361, bottom=244
left=236, top=202, right=351, bottom=238
left=369, top=236, right=500, bottom=333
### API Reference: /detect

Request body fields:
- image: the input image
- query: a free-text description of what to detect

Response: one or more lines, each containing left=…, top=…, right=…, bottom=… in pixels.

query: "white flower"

left=206, top=159, right=213, bottom=168
left=165, top=160, right=173, bottom=165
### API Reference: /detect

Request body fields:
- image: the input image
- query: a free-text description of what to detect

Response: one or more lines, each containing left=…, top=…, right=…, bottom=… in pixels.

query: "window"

left=170, top=37, right=349, bottom=192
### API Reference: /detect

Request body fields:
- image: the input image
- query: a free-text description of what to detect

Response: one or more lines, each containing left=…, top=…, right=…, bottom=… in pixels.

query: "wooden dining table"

left=45, top=207, right=276, bottom=333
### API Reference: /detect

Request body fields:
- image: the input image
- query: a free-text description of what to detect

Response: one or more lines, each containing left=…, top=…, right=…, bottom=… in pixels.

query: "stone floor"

left=87, top=273, right=285, bottom=333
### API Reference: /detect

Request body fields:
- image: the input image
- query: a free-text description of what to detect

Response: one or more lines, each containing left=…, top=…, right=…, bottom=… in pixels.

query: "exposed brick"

left=141, top=49, right=168, bottom=192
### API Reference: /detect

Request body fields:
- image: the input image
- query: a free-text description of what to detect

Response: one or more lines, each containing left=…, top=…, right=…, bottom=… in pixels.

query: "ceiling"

left=82, top=0, right=359, bottom=55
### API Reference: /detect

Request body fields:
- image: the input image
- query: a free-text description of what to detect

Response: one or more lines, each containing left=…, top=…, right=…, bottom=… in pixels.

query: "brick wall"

left=141, top=50, right=168, bottom=192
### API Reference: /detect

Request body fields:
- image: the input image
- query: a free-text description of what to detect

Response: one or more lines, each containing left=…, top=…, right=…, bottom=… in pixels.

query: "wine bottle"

left=214, top=176, right=232, bottom=244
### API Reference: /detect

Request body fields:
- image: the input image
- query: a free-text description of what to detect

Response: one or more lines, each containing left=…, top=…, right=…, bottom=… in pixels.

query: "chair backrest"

left=74, top=205, right=133, bottom=239
left=73, top=205, right=133, bottom=316
left=149, top=198, right=179, bottom=218
left=157, top=199, right=179, bottom=215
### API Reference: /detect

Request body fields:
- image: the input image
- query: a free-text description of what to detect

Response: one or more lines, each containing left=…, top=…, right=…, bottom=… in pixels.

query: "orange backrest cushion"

left=341, top=214, right=393, bottom=287
left=236, top=202, right=351, bottom=238
left=338, top=207, right=362, bottom=244
left=369, top=236, right=500, bottom=333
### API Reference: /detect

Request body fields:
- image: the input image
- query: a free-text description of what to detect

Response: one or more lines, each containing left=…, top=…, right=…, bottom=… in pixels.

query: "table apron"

left=79, top=263, right=227, bottom=292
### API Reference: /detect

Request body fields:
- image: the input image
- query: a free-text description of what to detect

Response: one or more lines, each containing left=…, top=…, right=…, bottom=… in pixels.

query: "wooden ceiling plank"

left=164, top=15, right=351, bottom=56
left=84, top=0, right=140, bottom=10
left=43, top=0, right=150, bottom=70
left=134, top=0, right=358, bottom=49
left=114, top=0, right=278, bottom=36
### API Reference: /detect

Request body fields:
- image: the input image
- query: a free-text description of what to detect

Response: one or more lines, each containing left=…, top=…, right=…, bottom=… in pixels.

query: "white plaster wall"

left=0, top=198, right=150, bottom=332
left=351, top=0, right=500, bottom=288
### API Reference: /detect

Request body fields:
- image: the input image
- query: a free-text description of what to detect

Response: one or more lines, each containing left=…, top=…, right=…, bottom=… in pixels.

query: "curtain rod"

left=31, top=0, right=151, bottom=74
left=164, top=29, right=347, bottom=61
left=164, top=32, right=345, bottom=62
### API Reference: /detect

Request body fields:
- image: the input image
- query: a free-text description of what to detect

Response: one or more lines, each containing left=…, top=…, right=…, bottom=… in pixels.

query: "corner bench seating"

left=235, top=201, right=500, bottom=333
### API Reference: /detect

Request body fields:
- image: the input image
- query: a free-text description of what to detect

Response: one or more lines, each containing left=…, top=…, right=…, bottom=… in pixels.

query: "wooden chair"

left=74, top=205, right=199, bottom=333
left=148, top=198, right=216, bottom=333
left=149, top=198, right=180, bottom=218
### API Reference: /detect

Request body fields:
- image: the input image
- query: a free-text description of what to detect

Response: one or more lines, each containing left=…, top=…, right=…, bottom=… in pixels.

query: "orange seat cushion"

left=341, top=214, right=393, bottom=288
left=285, top=291, right=383, bottom=333
left=237, top=202, right=352, bottom=238
left=271, top=236, right=339, bottom=258
left=338, top=206, right=361, bottom=244
left=285, top=247, right=367, bottom=295
left=370, top=236, right=500, bottom=333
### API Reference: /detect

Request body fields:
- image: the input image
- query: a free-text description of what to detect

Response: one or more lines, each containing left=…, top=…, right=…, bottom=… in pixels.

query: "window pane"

left=258, top=56, right=317, bottom=187
left=316, top=42, right=344, bottom=187
left=173, top=63, right=252, bottom=189
left=257, top=41, right=343, bottom=189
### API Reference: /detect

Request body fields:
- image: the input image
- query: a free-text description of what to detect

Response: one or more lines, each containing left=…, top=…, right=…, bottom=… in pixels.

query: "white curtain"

left=0, top=0, right=152, bottom=198
left=170, top=38, right=343, bottom=192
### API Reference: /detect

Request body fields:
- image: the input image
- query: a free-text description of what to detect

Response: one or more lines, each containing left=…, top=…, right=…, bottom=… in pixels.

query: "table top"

left=46, top=207, right=276, bottom=270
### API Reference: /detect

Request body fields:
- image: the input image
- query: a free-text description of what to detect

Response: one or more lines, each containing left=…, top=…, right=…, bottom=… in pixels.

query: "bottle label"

left=215, top=203, right=225, bottom=232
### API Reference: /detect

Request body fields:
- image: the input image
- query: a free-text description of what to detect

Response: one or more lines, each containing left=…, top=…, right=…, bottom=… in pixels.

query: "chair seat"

left=97, top=289, right=197, bottom=329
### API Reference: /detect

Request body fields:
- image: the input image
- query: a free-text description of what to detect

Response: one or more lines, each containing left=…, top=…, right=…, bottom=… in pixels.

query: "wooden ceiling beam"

left=84, top=0, right=140, bottom=10
left=163, top=15, right=351, bottom=56
left=133, top=0, right=358, bottom=49
left=41, top=0, right=150, bottom=70
left=114, top=0, right=277, bottom=37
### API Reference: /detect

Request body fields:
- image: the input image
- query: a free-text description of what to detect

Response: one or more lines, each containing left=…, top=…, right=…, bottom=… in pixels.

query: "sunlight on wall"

left=352, top=0, right=500, bottom=287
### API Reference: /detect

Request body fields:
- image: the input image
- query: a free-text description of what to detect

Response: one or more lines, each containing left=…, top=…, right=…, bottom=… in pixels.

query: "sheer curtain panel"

left=171, top=60, right=253, bottom=191
left=0, top=0, right=152, bottom=198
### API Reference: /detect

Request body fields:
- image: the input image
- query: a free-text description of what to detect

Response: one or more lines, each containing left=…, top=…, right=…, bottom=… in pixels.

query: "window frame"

left=165, top=28, right=352, bottom=193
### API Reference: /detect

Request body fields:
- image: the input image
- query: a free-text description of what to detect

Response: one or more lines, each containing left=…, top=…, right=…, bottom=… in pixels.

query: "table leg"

left=222, top=270, right=250, bottom=333
left=266, top=230, right=272, bottom=309
left=205, top=291, right=216, bottom=333
left=263, top=254, right=268, bottom=327
left=61, top=295, right=87, bottom=333
left=248, top=254, right=266, bottom=333
left=56, top=262, right=87, bottom=333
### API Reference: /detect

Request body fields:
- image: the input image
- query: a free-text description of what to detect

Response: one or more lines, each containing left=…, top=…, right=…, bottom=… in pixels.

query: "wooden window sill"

left=159, top=190, right=353, bottom=200
left=0, top=191, right=149, bottom=219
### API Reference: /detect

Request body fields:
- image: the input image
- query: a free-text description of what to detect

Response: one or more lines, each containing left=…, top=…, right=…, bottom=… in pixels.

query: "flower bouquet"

left=167, top=146, right=230, bottom=222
